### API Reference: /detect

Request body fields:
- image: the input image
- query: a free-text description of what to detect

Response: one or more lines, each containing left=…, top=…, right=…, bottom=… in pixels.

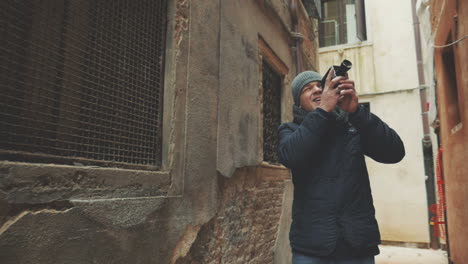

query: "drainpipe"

left=291, top=0, right=304, bottom=75
left=411, top=0, right=439, bottom=250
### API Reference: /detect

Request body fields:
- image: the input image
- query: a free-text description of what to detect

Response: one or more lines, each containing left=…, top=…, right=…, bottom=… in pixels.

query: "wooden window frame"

left=258, top=37, right=289, bottom=165
left=319, top=0, right=367, bottom=47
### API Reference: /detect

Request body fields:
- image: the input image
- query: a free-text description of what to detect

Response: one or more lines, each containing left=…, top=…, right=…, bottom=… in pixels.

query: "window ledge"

left=319, top=41, right=373, bottom=53
left=0, top=161, right=171, bottom=203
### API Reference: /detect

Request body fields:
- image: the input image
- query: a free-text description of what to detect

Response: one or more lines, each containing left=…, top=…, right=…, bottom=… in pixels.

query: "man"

left=277, top=69, right=405, bottom=264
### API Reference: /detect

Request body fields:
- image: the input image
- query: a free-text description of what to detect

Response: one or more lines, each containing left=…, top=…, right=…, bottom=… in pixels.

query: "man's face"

left=299, top=81, right=323, bottom=111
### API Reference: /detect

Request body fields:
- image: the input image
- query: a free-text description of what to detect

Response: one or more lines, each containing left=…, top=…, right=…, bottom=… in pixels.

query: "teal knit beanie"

left=291, top=71, right=322, bottom=106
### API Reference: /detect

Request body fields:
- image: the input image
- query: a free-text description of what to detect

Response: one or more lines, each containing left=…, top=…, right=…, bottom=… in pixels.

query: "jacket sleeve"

left=277, top=108, right=334, bottom=169
left=349, top=105, right=405, bottom=163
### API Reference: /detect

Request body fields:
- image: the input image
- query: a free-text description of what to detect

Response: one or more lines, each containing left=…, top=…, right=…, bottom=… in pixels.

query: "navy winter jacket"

left=277, top=105, right=405, bottom=257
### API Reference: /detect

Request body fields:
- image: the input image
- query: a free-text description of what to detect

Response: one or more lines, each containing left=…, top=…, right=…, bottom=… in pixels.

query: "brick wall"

left=431, top=0, right=468, bottom=263
left=175, top=167, right=287, bottom=264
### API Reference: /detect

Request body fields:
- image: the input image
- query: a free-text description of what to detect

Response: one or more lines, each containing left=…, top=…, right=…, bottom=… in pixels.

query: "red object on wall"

left=434, top=147, right=447, bottom=241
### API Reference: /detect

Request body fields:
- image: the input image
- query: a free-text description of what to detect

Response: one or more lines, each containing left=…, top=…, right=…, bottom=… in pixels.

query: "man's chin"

left=311, top=103, right=321, bottom=110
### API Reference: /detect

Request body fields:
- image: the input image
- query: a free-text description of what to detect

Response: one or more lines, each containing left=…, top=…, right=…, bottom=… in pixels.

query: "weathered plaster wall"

left=1, top=0, right=221, bottom=263
left=431, top=0, right=468, bottom=262
left=217, top=0, right=295, bottom=178
left=0, top=0, right=319, bottom=263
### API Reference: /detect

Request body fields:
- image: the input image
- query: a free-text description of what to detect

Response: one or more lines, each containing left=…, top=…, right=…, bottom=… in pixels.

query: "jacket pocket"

left=342, top=214, right=381, bottom=249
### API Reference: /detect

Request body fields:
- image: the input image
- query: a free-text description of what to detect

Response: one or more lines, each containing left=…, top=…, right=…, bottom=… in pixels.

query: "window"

left=262, top=60, right=282, bottom=164
left=360, top=102, right=370, bottom=112
left=0, top=0, right=167, bottom=170
left=441, top=35, right=462, bottom=132
left=302, top=0, right=323, bottom=18
left=258, top=38, right=288, bottom=166
left=319, top=0, right=367, bottom=47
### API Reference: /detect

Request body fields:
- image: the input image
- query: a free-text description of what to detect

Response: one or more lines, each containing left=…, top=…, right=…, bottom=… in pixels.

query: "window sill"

left=318, top=41, right=373, bottom=53
left=0, top=161, right=171, bottom=203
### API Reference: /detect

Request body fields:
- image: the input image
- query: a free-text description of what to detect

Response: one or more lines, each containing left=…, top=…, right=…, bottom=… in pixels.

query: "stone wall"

left=175, top=167, right=289, bottom=264
left=0, top=0, right=319, bottom=263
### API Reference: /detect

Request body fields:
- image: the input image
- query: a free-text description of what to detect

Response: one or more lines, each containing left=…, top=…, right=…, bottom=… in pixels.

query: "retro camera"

left=320, top=59, right=352, bottom=88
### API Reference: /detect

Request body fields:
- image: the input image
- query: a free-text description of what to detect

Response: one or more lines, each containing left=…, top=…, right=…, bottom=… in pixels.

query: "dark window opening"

left=360, top=102, right=370, bottom=112
left=262, top=60, right=282, bottom=164
left=0, top=0, right=167, bottom=169
left=319, top=0, right=367, bottom=47
left=302, top=0, right=323, bottom=19
left=441, top=35, right=461, bottom=129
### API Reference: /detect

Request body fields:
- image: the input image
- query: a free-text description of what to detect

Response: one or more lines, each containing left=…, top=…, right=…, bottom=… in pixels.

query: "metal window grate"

left=262, top=60, right=282, bottom=164
left=0, top=0, right=167, bottom=169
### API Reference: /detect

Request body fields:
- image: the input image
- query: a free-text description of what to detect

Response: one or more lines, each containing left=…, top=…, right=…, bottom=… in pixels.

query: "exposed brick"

left=175, top=168, right=286, bottom=264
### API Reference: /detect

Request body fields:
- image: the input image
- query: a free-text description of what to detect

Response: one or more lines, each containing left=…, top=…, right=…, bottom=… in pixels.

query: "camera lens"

left=341, top=60, right=352, bottom=69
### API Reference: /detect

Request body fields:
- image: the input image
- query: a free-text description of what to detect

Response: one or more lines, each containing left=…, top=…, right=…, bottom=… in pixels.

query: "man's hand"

left=337, top=74, right=359, bottom=113
left=318, top=68, right=347, bottom=112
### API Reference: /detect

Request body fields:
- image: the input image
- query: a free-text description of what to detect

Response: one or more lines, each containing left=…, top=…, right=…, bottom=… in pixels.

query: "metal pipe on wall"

left=291, top=0, right=303, bottom=75
left=411, top=0, right=440, bottom=250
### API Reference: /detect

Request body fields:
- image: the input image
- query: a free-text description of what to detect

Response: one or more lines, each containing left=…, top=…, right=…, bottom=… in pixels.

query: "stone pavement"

left=376, top=245, right=448, bottom=264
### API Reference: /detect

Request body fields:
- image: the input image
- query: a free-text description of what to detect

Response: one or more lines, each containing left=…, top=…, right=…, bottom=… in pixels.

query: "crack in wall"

left=6, top=200, right=74, bottom=217
left=0, top=205, right=74, bottom=235
left=0, top=200, right=74, bottom=230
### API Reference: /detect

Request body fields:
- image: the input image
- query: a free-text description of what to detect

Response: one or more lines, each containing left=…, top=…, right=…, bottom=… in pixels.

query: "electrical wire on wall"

left=434, top=35, right=468, bottom=48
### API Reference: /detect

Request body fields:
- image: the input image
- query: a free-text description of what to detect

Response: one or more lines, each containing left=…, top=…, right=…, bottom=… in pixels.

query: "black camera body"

left=320, top=59, right=352, bottom=88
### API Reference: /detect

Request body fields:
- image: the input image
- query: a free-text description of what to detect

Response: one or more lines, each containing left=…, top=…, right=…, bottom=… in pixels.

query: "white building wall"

left=318, top=0, right=430, bottom=243
left=368, top=0, right=420, bottom=93
left=363, top=91, right=429, bottom=243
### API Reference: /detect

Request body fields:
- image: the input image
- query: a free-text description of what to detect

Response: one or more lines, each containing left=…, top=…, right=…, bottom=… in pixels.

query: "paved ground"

left=376, top=245, right=448, bottom=264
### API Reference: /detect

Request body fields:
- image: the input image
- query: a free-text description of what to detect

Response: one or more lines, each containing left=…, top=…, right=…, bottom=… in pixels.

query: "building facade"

left=427, top=0, right=468, bottom=263
left=0, top=1, right=320, bottom=263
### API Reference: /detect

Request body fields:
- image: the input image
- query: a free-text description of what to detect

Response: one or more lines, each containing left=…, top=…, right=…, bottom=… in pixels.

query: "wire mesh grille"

left=0, top=0, right=167, bottom=169
left=262, top=60, right=282, bottom=164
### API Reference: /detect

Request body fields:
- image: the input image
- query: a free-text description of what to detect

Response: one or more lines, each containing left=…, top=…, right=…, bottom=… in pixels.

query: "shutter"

left=301, top=0, right=322, bottom=19
left=355, top=0, right=367, bottom=41
left=314, top=0, right=322, bottom=19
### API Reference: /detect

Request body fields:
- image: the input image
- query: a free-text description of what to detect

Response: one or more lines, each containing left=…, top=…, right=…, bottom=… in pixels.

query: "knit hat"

left=291, top=71, right=322, bottom=106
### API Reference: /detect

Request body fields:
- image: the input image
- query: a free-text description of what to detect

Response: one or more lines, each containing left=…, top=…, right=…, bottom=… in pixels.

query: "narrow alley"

left=376, top=245, right=448, bottom=264
left=0, top=0, right=466, bottom=263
